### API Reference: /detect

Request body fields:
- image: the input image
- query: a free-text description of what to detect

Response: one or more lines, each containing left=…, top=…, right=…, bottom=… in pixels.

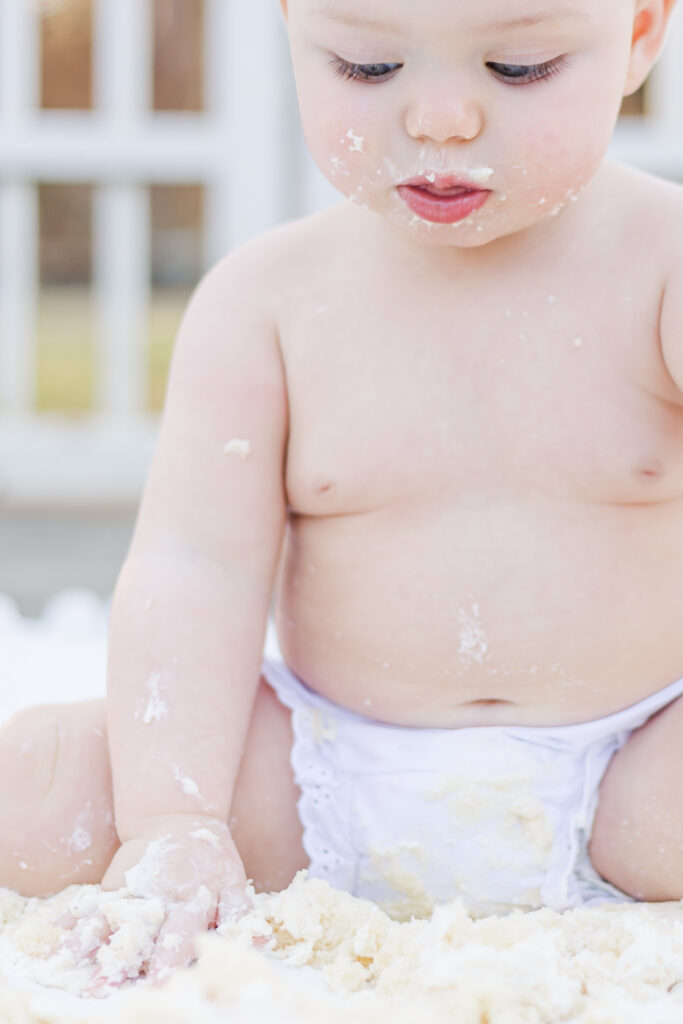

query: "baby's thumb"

left=216, top=883, right=252, bottom=927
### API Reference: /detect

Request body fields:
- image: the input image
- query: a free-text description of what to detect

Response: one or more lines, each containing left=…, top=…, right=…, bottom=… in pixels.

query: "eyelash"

left=328, top=55, right=565, bottom=86
left=487, top=59, right=565, bottom=85
left=329, top=56, right=402, bottom=83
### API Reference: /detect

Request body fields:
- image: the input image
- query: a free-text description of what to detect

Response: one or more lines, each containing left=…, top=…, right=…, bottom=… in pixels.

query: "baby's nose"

left=405, top=85, right=484, bottom=144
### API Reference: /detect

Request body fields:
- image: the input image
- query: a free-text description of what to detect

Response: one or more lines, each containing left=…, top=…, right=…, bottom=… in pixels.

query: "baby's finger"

left=144, top=903, right=213, bottom=985
left=85, top=936, right=151, bottom=995
left=83, top=970, right=126, bottom=998
left=53, top=911, right=77, bottom=930
left=87, top=894, right=166, bottom=991
left=61, top=909, right=111, bottom=963
left=217, top=884, right=251, bottom=927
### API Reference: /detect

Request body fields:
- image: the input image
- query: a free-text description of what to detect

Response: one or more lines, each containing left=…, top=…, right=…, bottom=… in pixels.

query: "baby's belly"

left=275, top=494, right=683, bottom=727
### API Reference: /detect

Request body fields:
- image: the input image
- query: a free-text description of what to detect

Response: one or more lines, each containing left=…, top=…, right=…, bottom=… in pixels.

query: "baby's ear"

left=623, top=0, right=676, bottom=96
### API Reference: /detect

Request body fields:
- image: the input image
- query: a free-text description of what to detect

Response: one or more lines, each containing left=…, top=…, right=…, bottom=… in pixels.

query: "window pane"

left=148, top=184, right=204, bottom=411
left=153, top=0, right=204, bottom=111
left=620, top=84, right=646, bottom=118
left=40, top=0, right=93, bottom=110
left=36, top=184, right=94, bottom=413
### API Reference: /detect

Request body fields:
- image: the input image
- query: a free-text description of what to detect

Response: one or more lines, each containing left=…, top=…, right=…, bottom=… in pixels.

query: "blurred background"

left=1, top=0, right=682, bottom=615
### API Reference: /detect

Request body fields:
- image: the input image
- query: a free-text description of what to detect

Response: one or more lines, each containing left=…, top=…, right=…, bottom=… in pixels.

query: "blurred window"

left=153, top=0, right=204, bottom=111
left=151, top=184, right=204, bottom=288
left=40, top=0, right=205, bottom=113
left=148, top=184, right=205, bottom=411
left=620, top=85, right=646, bottom=118
left=37, top=184, right=94, bottom=413
left=39, top=183, right=92, bottom=285
left=40, top=0, right=93, bottom=110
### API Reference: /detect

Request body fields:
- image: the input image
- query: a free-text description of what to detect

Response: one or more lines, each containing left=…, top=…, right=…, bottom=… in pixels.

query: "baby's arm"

left=660, top=253, right=683, bottom=392
left=102, top=240, right=287, bottom=980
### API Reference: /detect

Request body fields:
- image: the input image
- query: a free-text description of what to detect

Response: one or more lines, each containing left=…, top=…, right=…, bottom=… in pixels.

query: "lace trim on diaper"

left=261, top=659, right=357, bottom=891
left=548, top=734, right=638, bottom=910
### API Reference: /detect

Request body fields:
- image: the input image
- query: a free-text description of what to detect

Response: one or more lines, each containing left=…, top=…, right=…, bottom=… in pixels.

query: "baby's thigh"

left=589, top=695, right=683, bottom=901
left=0, top=700, right=118, bottom=894
left=229, top=678, right=307, bottom=893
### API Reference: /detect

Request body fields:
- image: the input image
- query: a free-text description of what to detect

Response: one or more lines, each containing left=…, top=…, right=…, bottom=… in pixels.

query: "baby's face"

left=284, top=0, right=638, bottom=249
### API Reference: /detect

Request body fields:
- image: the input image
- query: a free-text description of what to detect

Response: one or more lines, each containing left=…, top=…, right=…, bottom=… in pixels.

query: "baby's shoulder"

left=207, top=202, right=353, bottom=320
left=602, top=160, right=683, bottom=263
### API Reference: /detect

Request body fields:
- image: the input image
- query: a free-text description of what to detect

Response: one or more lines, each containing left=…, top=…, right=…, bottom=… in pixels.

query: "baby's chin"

left=358, top=190, right=581, bottom=255
left=345, top=194, right=516, bottom=252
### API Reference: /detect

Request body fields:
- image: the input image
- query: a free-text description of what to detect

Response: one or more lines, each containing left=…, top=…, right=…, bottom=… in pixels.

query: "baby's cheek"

left=330, top=127, right=371, bottom=193
left=309, top=122, right=381, bottom=204
left=537, top=93, right=613, bottom=183
left=511, top=120, right=598, bottom=210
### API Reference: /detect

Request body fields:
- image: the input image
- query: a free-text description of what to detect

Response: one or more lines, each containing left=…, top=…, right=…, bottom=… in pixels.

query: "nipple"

left=633, top=458, right=665, bottom=482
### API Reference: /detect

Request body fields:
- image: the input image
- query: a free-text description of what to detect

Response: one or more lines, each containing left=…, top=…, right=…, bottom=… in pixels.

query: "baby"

left=2, top=0, right=683, bottom=985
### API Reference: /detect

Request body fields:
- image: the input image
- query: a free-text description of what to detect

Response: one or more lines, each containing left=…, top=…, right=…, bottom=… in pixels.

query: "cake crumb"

left=223, top=439, right=252, bottom=459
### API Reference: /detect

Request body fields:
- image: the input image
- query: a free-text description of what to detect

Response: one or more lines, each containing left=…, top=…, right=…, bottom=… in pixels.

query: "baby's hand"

left=69, top=815, right=250, bottom=990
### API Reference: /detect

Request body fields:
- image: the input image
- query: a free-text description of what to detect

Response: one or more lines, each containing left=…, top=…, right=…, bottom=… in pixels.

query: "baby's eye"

left=486, top=59, right=564, bottom=85
left=329, top=56, right=402, bottom=83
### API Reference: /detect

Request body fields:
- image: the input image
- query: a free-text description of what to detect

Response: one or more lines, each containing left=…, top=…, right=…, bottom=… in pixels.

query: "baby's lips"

left=403, top=171, right=488, bottom=192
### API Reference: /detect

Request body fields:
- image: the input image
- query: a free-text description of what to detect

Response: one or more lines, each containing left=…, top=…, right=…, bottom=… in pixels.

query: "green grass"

left=35, top=286, right=189, bottom=414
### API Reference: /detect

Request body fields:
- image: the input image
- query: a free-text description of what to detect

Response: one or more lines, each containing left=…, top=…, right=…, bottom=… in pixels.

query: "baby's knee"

left=0, top=700, right=114, bottom=895
left=589, top=700, right=683, bottom=901
left=0, top=705, right=64, bottom=802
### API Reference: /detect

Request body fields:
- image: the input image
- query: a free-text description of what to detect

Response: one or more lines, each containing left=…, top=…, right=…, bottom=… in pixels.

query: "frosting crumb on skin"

left=468, top=166, right=494, bottom=185
left=170, top=765, right=212, bottom=813
left=171, top=765, right=200, bottom=798
left=65, top=827, right=92, bottom=855
left=346, top=129, right=365, bottom=152
left=331, top=156, right=351, bottom=176
left=189, top=828, right=223, bottom=849
left=223, top=439, right=251, bottom=460
left=142, top=673, right=168, bottom=725
left=456, top=603, right=489, bottom=666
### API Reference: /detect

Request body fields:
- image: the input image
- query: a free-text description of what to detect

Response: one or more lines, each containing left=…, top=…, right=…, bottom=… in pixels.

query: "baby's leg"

left=0, top=681, right=306, bottom=897
left=589, top=694, right=683, bottom=901
left=229, top=680, right=308, bottom=892
left=0, top=701, right=117, bottom=895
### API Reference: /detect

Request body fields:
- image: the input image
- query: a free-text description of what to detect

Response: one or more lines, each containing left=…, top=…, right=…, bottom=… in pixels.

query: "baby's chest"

left=283, top=294, right=683, bottom=513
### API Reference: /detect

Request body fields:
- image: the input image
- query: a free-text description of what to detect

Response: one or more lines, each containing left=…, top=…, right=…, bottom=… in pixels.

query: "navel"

left=465, top=699, right=515, bottom=706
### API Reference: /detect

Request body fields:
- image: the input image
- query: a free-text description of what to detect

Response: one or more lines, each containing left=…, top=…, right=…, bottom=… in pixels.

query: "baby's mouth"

left=415, top=184, right=472, bottom=197
left=397, top=176, right=492, bottom=224
left=402, top=173, right=489, bottom=194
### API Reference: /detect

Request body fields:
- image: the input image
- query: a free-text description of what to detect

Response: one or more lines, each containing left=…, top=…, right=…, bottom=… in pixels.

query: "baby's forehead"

left=294, top=0, right=620, bottom=32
